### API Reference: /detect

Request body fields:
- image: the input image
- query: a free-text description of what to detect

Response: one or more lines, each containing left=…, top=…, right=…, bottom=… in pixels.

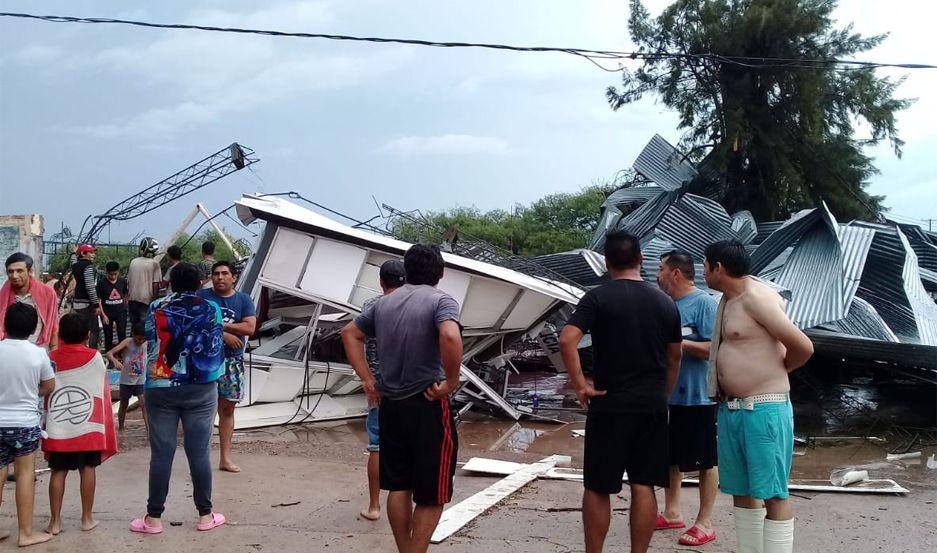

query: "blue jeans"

left=145, top=383, right=217, bottom=517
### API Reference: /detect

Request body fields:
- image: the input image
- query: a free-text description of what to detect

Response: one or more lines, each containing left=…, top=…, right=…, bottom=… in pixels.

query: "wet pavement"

left=3, top=412, right=933, bottom=553
left=6, top=369, right=932, bottom=552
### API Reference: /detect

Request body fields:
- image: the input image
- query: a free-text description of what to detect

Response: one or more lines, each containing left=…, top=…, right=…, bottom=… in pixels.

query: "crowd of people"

left=0, top=237, right=256, bottom=545
left=0, top=230, right=813, bottom=553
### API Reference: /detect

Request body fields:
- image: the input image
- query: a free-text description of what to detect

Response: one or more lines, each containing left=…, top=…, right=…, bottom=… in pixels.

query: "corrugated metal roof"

left=750, top=208, right=823, bottom=274
left=774, top=221, right=844, bottom=328
left=655, top=194, right=738, bottom=259
left=921, top=267, right=937, bottom=292
left=896, top=227, right=937, bottom=345
left=632, top=134, right=698, bottom=191
left=818, top=297, right=898, bottom=342
left=533, top=249, right=607, bottom=288
left=897, top=223, right=937, bottom=272
left=731, top=211, right=758, bottom=245
left=586, top=134, right=936, bottom=356
left=838, top=224, right=876, bottom=308
left=603, top=189, right=679, bottom=245
left=753, top=221, right=784, bottom=245
left=855, top=226, right=926, bottom=343
left=601, top=185, right=663, bottom=209
left=805, top=328, right=936, bottom=370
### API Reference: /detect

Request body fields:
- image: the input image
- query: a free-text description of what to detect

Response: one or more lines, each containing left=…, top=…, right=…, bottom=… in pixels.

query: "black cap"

left=379, top=260, right=406, bottom=288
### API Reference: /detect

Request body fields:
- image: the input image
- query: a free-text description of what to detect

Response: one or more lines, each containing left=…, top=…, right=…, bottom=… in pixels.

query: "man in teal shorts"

left=703, top=241, right=814, bottom=553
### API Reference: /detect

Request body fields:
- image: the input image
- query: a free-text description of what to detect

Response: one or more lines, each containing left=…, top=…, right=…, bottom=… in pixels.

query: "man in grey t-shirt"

left=342, top=245, right=462, bottom=553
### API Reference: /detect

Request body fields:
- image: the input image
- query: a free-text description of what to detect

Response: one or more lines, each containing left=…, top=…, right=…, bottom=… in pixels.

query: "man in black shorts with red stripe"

left=560, top=231, right=682, bottom=553
left=343, top=244, right=463, bottom=553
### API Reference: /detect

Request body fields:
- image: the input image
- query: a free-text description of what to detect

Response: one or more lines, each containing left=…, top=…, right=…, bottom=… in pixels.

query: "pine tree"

left=608, top=0, right=912, bottom=220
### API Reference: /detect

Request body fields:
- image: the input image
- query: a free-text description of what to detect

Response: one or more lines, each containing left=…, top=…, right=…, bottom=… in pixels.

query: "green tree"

left=607, top=0, right=911, bottom=220
left=49, top=228, right=250, bottom=277
left=390, top=185, right=613, bottom=256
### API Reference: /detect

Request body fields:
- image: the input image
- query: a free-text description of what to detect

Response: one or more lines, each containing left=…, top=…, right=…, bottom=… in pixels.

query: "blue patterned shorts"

left=0, top=426, right=42, bottom=467
left=217, top=359, right=245, bottom=402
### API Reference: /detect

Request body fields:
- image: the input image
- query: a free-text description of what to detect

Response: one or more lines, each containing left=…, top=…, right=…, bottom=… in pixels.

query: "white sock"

left=764, top=518, right=794, bottom=553
left=734, top=506, right=767, bottom=553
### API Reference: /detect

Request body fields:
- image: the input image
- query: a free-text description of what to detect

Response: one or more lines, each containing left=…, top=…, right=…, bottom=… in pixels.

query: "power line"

left=2, top=12, right=935, bottom=72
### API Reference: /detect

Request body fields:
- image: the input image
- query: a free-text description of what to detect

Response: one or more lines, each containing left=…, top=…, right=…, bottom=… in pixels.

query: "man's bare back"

left=716, top=278, right=790, bottom=398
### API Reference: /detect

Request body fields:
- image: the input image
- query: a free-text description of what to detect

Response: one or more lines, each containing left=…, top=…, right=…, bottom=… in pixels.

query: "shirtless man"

left=703, top=240, right=814, bottom=553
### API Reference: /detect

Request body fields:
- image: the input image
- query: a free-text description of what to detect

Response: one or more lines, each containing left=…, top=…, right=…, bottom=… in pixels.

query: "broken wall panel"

left=298, top=237, right=368, bottom=304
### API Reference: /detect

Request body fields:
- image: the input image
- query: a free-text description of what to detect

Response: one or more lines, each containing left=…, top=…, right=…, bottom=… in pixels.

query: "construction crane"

left=57, top=143, right=258, bottom=292
left=74, top=143, right=258, bottom=246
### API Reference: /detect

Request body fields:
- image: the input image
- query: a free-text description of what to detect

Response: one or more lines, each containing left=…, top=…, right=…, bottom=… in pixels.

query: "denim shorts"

left=717, top=400, right=794, bottom=500
left=0, top=426, right=42, bottom=467
left=366, top=406, right=380, bottom=452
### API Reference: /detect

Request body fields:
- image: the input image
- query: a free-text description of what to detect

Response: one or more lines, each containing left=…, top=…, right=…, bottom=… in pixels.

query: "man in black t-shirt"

left=560, top=230, right=682, bottom=553
left=97, top=261, right=129, bottom=352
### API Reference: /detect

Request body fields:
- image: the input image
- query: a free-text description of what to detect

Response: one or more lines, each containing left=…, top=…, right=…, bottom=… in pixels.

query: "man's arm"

left=682, top=339, right=711, bottom=359
left=560, top=325, right=587, bottom=390
left=224, top=316, right=256, bottom=337
left=745, top=292, right=814, bottom=371
left=39, top=378, right=55, bottom=397
left=438, top=320, right=463, bottom=389
left=666, top=342, right=682, bottom=397
left=341, top=321, right=379, bottom=404
left=560, top=324, right=606, bottom=409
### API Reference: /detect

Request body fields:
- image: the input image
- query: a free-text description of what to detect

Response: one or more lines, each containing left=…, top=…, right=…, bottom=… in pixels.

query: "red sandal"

left=655, top=513, right=686, bottom=530
left=678, top=525, right=716, bottom=546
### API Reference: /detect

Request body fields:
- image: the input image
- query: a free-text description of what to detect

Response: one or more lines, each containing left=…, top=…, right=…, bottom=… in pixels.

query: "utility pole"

left=924, top=219, right=935, bottom=232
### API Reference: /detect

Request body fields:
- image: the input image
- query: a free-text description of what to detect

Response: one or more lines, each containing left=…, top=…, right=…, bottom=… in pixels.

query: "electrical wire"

left=2, top=12, right=935, bottom=72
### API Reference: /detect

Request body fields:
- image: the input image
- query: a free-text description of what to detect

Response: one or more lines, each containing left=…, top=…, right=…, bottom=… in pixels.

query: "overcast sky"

left=1, top=0, right=935, bottom=245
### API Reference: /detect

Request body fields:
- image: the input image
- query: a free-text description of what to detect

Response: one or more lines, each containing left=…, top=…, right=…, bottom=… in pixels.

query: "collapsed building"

left=227, top=135, right=935, bottom=428
left=536, top=135, right=937, bottom=372
left=230, top=194, right=581, bottom=428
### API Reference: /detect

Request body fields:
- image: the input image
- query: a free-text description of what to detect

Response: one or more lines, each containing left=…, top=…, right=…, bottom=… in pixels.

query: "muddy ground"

left=1, top=409, right=934, bottom=553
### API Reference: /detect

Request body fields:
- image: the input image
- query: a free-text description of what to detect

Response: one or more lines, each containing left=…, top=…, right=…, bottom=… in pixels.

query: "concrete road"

left=0, top=423, right=934, bottom=552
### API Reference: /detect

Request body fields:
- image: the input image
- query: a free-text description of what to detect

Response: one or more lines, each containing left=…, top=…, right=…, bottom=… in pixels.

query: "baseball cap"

left=77, top=244, right=97, bottom=255
left=379, top=260, right=406, bottom=287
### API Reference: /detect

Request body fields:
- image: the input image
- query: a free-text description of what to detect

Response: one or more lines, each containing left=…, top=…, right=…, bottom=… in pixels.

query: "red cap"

left=77, top=244, right=97, bottom=255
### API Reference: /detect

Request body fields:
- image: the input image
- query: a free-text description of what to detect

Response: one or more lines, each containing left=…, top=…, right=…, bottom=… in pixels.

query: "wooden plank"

left=431, top=455, right=568, bottom=543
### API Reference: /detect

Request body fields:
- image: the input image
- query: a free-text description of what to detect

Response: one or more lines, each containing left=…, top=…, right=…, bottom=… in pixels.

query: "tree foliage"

left=607, top=0, right=912, bottom=220
left=47, top=228, right=250, bottom=277
left=390, top=185, right=614, bottom=256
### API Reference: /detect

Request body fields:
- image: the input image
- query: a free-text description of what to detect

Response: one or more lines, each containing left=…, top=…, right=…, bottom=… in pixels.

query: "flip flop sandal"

left=197, top=512, right=226, bottom=532
left=130, top=517, right=163, bottom=534
left=655, top=513, right=687, bottom=530
left=679, top=526, right=717, bottom=546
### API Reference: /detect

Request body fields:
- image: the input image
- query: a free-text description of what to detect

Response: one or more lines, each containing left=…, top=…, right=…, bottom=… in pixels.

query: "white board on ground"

left=431, top=455, right=570, bottom=543
left=462, top=457, right=910, bottom=495
left=254, top=365, right=307, bottom=403
left=111, top=394, right=138, bottom=413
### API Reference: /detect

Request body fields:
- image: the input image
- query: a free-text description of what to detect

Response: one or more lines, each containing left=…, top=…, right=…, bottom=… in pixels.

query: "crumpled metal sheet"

left=849, top=224, right=937, bottom=345
left=896, top=222, right=937, bottom=272
left=731, top=210, right=758, bottom=245
left=632, top=134, right=698, bottom=191
left=818, top=297, right=899, bottom=342
left=533, top=249, right=607, bottom=288
left=655, top=194, right=738, bottom=259
left=772, top=216, right=845, bottom=329
left=583, top=134, right=937, bottom=355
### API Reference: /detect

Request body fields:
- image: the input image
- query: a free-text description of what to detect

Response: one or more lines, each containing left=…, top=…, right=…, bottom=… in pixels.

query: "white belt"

left=725, top=393, right=789, bottom=411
